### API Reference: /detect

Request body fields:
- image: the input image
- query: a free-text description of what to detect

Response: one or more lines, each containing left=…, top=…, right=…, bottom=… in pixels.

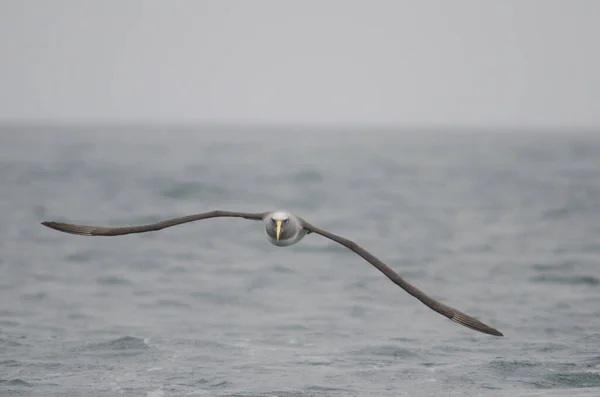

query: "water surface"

left=1, top=126, right=599, bottom=396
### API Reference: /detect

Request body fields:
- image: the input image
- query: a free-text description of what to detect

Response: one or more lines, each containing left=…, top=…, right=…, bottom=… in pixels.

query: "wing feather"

left=301, top=221, right=503, bottom=337
left=41, top=210, right=266, bottom=236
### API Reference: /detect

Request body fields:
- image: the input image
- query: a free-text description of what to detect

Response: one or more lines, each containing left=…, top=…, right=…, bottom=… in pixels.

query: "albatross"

left=41, top=210, right=503, bottom=337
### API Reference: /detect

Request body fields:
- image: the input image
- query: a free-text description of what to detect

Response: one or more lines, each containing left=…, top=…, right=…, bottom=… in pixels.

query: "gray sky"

left=1, top=0, right=599, bottom=128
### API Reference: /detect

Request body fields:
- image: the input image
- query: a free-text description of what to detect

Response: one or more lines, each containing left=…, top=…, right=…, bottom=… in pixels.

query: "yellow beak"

left=276, top=220, right=282, bottom=242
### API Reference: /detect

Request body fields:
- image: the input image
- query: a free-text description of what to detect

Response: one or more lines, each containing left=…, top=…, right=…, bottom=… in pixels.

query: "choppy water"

left=1, top=125, right=600, bottom=396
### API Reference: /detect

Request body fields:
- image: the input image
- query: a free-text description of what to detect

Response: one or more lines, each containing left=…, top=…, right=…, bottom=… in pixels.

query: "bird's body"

left=263, top=211, right=309, bottom=247
left=42, top=209, right=504, bottom=337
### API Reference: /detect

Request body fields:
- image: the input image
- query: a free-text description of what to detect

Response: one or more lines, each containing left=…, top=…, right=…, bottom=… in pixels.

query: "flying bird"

left=41, top=210, right=503, bottom=337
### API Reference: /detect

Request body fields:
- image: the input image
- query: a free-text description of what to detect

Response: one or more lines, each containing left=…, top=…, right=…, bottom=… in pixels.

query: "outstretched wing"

left=41, top=210, right=267, bottom=236
left=301, top=221, right=503, bottom=337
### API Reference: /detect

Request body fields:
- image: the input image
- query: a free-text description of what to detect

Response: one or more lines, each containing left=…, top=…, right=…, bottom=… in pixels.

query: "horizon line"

left=1, top=118, right=599, bottom=134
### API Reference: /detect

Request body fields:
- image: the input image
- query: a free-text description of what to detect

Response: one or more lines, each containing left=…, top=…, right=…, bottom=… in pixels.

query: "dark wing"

left=41, top=210, right=267, bottom=236
left=301, top=221, right=503, bottom=337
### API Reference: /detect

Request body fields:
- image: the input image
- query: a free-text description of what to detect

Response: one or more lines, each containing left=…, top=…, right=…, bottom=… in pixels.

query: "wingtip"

left=40, top=221, right=92, bottom=236
left=41, top=221, right=62, bottom=230
left=480, top=323, right=504, bottom=337
left=450, top=311, right=505, bottom=337
left=489, top=329, right=504, bottom=337
left=475, top=326, right=504, bottom=337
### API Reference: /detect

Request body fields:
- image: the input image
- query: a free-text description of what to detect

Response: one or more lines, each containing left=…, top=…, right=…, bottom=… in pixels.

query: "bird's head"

left=264, top=211, right=291, bottom=242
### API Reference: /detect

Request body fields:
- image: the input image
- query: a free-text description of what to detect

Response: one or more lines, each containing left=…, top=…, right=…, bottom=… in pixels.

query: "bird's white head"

left=266, top=211, right=290, bottom=242
left=263, top=211, right=306, bottom=247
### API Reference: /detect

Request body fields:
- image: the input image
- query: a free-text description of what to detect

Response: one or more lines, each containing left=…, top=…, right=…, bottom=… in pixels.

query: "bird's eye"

left=270, top=218, right=276, bottom=224
left=284, top=219, right=289, bottom=224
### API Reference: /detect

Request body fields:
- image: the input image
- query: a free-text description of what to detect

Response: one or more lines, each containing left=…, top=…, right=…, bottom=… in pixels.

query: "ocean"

left=1, top=125, right=599, bottom=396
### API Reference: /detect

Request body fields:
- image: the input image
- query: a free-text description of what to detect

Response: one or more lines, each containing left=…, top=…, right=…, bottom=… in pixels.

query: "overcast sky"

left=1, top=1, right=598, bottom=128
